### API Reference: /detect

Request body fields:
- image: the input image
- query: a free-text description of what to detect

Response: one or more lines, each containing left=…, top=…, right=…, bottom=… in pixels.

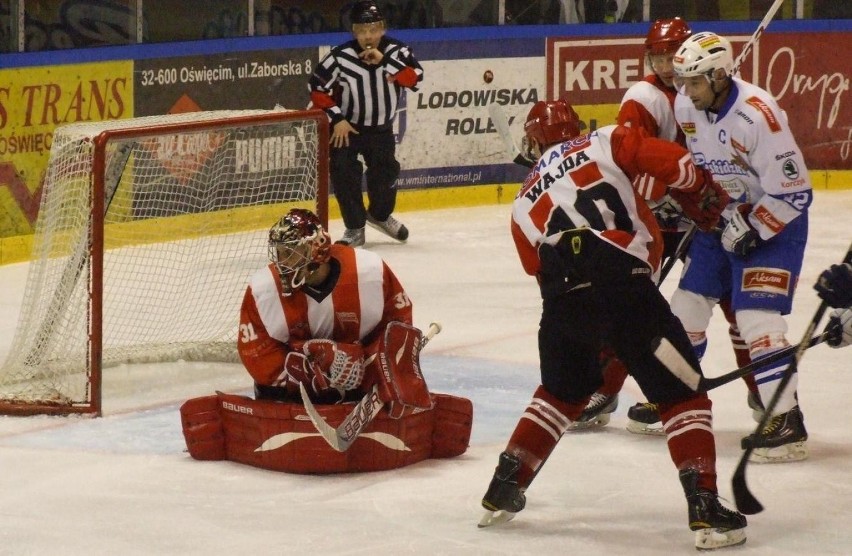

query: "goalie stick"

left=732, top=241, right=852, bottom=515
left=299, top=322, right=442, bottom=452
left=654, top=330, right=829, bottom=393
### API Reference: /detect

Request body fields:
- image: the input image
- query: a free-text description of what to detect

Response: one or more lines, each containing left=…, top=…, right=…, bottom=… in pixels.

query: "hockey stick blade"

left=733, top=241, right=852, bottom=515
left=658, top=331, right=828, bottom=392
left=300, top=322, right=442, bottom=452
left=487, top=103, right=522, bottom=161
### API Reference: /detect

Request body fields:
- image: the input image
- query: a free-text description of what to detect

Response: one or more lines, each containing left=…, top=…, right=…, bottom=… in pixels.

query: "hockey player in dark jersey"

left=480, top=98, right=747, bottom=551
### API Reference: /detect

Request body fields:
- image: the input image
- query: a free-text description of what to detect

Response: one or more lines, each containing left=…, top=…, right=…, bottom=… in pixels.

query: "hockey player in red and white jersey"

left=480, top=98, right=747, bottom=551
left=671, top=32, right=813, bottom=463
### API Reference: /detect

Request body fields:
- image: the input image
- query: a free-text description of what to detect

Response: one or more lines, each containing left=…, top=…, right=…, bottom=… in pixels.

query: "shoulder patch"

left=681, top=122, right=696, bottom=134
left=745, top=96, right=782, bottom=133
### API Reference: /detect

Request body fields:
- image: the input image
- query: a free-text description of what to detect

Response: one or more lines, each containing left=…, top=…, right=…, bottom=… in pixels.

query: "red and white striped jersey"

left=238, top=244, right=413, bottom=386
left=618, top=74, right=684, bottom=145
left=511, top=125, right=706, bottom=279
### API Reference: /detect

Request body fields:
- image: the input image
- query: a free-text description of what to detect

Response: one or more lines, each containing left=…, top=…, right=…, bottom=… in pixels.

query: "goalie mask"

left=268, top=209, right=331, bottom=296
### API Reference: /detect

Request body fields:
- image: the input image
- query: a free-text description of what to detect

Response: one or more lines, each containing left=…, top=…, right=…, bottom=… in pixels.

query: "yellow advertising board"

left=0, top=61, right=133, bottom=239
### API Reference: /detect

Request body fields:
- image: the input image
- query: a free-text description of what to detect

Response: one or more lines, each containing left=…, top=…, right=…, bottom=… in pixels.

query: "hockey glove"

left=282, top=351, right=331, bottom=396
left=647, top=194, right=684, bottom=231
left=814, top=263, right=852, bottom=309
left=721, top=203, right=762, bottom=257
left=303, top=339, right=366, bottom=391
left=825, top=309, right=852, bottom=348
left=668, top=171, right=730, bottom=232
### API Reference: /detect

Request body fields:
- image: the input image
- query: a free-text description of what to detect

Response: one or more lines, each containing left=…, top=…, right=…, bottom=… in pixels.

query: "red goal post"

left=0, top=108, right=329, bottom=416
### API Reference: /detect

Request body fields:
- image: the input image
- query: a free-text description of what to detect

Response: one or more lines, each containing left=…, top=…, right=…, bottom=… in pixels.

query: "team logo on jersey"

left=782, top=159, right=800, bottom=179
left=745, top=96, right=782, bottom=133
left=753, top=205, right=785, bottom=234
left=681, top=122, right=696, bottom=135
left=742, top=267, right=791, bottom=295
left=336, top=311, right=359, bottom=326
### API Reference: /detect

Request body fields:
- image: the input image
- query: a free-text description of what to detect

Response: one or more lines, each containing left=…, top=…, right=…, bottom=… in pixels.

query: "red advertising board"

left=546, top=32, right=850, bottom=169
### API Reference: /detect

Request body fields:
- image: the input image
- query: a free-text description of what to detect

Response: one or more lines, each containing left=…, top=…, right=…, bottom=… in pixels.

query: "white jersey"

left=674, top=77, right=812, bottom=240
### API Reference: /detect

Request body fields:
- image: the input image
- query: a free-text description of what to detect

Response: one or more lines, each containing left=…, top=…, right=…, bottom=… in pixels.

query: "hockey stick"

left=654, top=329, right=828, bottom=392
left=732, top=241, right=852, bottom=515
left=299, top=322, right=442, bottom=452
left=487, top=103, right=531, bottom=167
left=657, top=223, right=696, bottom=285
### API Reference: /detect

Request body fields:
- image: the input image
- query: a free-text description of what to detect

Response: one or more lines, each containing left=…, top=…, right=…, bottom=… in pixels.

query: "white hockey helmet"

left=673, top=32, right=734, bottom=78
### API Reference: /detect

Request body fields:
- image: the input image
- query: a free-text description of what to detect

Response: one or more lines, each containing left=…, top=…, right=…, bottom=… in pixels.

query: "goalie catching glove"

left=668, top=168, right=730, bottom=232
left=283, top=340, right=366, bottom=397
left=721, top=203, right=761, bottom=257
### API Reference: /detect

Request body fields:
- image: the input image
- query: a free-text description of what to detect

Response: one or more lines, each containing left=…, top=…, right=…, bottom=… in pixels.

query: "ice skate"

left=479, top=452, right=526, bottom=528
left=741, top=405, right=808, bottom=463
left=336, top=227, right=365, bottom=247
left=626, top=402, right=664, bottom=436
left=366, top=213, right=409, bottom=242
left=567, top=393, right=618, bottom=431
left=680, top=470, right=747, bottom=550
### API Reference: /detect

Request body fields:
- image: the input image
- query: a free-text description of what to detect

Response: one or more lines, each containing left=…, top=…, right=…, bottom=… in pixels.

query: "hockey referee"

left=308, top=0, right=423, bottom=247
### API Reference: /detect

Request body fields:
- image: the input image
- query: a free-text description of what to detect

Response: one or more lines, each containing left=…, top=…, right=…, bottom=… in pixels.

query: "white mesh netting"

left=0, top=109, right=326, bottom=413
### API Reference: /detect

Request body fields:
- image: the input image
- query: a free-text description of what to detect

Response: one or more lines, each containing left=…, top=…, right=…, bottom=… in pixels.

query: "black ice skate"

left=741, top=405, right=808, bottom=463
left=680, top=469, right=747, bottom=550
left=626, top=401, right=664, bottom=436
left=479, top=452, right=526, bottom=528
left=366, top=214, right=409, bottom=242
left=567, top=393, right=618, bottom=431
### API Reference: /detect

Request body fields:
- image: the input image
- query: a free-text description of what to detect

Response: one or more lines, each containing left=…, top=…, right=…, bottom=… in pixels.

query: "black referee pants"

left=330, top=128, right=400, bottom=229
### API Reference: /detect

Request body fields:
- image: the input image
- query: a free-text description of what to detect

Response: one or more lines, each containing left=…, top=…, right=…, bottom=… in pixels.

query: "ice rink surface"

left=0, top=191, right=850, bottom=555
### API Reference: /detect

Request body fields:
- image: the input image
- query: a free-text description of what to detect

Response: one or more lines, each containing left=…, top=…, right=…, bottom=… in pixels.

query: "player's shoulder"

left=728, top=79, right=785, bottom=132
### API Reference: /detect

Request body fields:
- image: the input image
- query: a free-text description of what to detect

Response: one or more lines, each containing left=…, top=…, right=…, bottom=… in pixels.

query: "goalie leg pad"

left=367, top=321, right=433, bottom=419
left=430, top=393, right=473, bottom=458
left=182, top=392, right=471, bottom=473
left=180, top=395, right=226, bottom=461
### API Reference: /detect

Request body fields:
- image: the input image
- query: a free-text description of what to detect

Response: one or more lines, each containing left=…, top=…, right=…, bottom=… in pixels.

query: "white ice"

left=0, top=192, right=850, bottom=555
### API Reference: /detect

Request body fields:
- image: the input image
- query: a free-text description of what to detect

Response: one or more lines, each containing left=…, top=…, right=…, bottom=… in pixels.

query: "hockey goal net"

left=0, top=109, right=329, bottom=416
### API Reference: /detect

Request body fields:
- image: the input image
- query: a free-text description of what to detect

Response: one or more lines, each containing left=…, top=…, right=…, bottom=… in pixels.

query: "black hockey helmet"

left=351, top=1, right=384, bottom=24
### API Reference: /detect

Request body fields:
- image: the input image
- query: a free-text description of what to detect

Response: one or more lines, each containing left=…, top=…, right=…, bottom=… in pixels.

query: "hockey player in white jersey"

left=670, top=32, right=813, bottom=463
left=613, top=18, right=762, bottom=436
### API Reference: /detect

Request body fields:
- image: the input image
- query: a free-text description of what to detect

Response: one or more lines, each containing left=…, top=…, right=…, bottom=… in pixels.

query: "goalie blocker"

left=181, top=322, right=472, bottom=472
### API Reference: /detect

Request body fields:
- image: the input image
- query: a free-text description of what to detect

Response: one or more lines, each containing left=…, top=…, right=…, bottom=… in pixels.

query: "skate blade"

left=478, top=509, right=515, bottom=528
left=626, top=420, right=665, bottom=436
left=566, top=414, right=611, bottom=432
left=748, top=441, right=808, bottom=463
left=695, top=527, right=747, bottom=551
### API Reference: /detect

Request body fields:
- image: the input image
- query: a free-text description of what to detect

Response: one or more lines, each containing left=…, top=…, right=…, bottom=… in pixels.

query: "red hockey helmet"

left=268, top=208, right=331, bottom=295
left=645, top=17, right=692, bottom=55
left=524, top=98, right=583, bottom=149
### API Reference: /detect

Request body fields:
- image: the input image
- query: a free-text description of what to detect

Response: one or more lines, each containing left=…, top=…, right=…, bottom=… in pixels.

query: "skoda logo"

left=782, top=160, right=799, bottom=179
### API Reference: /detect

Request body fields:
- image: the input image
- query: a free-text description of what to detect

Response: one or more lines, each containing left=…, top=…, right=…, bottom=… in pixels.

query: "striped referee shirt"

left=308, top=36, right=423, bottom=131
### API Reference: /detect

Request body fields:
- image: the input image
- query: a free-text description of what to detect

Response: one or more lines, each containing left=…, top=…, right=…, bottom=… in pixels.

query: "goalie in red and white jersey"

left=480, top=98, right=748, bottom=551
left=180, top=208, right=472, bottom=474
left=238, top=208, right=413, bottom=404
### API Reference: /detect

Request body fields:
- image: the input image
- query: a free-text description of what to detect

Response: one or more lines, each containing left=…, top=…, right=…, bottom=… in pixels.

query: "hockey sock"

left=597, top=346, right=629, bottom=396
left=506, top=385, right=586, bottom=487
left=751, top=339, right=799, bottom=415
left=658, top=395, right=717, bottom=493
left=686, top=331, right=708, bottom=361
